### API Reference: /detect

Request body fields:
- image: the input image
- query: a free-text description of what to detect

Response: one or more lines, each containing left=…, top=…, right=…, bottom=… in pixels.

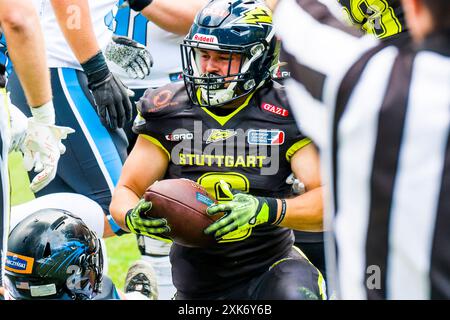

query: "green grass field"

left=8, top=151, right=139, bottom=290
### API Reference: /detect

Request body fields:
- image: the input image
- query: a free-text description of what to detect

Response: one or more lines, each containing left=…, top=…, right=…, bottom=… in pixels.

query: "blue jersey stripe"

left=114, top=6, right=131, bottom=37
left=61, top=68, right=122, bottom=186
left=132, top=14, right=148, bottom=45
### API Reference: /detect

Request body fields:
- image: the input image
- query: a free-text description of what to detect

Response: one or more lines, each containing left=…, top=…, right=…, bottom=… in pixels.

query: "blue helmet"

left=181, top=0, right=278, bottom=107
left=4, top=209, right=103, bottom=300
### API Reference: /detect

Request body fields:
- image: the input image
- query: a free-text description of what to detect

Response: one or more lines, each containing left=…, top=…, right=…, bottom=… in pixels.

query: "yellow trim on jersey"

left=199, top=90, right=256, bottom=126
left=317, top=269, right=327, bottom=300
left=285, top=138, right=312, bottom=162
left=140, top=134, right=171, bottom=161
left=270, top=257, right=292, bottom=270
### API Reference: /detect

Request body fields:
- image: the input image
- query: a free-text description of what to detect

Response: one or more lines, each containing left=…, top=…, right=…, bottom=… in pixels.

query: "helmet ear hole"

left=43, top=242, right=52, bottom=258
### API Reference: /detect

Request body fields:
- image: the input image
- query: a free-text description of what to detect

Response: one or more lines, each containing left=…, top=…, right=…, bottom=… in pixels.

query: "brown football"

left=143, top=178, right=223, bottom=248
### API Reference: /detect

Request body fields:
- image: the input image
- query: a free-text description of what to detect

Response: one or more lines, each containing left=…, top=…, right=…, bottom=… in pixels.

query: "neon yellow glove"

left=204, top=181, right=280, bottom=240
left=125, top=199, right=172, bottom=243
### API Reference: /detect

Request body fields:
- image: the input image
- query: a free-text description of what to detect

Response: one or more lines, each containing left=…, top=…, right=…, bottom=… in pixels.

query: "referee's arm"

left=273, top=0, right=377, bottom=105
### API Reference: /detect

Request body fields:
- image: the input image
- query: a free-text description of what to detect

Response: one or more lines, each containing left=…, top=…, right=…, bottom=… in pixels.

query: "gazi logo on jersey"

left=247, top=129, right=285, bottom=145
left=193, top=33, right=218, bottom=44
left=261, top=103, right=289, bottom=117
left=5, top=252, right=34, bottom=274
left=206, top=129, right=237, bottom=144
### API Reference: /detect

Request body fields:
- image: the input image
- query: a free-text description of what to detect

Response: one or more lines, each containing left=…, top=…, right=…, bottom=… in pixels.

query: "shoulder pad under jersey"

left=136, top=82, right=188, bottom=119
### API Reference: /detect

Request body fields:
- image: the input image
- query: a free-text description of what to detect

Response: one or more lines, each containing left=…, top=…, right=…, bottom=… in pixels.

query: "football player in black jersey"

left=110, top=0, right=326, bottom=300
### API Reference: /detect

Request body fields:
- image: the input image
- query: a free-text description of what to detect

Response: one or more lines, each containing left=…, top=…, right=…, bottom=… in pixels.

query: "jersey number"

left=197, top=172, right=252, bottom=243
left=340, top=0, right=402, bottom=38
left=114, top=6, right=149, bottom=46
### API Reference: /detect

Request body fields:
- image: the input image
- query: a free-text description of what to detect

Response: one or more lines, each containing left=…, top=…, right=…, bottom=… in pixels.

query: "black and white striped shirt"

left=274, top=0, right=450, bottom=299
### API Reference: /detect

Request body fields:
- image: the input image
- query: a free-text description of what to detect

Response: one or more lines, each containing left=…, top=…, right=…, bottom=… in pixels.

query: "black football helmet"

left=181, top=0, right=279, bottom=107
left=4, top=209, right=103, bottom=300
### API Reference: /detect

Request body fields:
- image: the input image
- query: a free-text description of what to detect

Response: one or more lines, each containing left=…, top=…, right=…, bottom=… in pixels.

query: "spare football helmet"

left=4, top=208, right=103, bottom=300
left=181, top=0, right=279, bottom=107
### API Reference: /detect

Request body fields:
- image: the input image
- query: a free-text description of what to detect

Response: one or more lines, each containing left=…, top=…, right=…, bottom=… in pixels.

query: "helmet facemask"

left=69, top=231, right=104, bottom=299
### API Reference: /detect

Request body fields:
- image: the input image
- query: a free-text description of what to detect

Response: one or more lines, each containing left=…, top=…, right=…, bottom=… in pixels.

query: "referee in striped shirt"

left=274, top=0, right=450, bottom=299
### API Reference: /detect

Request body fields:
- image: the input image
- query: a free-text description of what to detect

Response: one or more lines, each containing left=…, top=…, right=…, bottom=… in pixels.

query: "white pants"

left=140, top=237, right=176, bottom=300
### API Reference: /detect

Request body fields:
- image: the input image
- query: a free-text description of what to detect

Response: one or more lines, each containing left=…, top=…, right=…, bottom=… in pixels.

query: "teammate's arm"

left=0, top=0, right=51, bottom=107
left=276, top=142, right=323, bottom=231
left=50, top=0, right=133, bottom=130
left=136, top=0, right=208, bottom=35
left=110, top=135, right=169, bottom=231
left=49, top=0, right=100, bottom=64
left=0, top=0, right=74, bottom=193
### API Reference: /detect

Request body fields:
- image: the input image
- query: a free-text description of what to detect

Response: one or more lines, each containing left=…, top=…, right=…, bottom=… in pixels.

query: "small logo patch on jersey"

left=5, top=252, right=34, bottom=274
left=165, top=132, right=194, bottom=141
left=196, top=192, right=214, bottom=207
left=206, top=129, right=236, bottom=144
left=153, top=89, right=174, bottom=108
left=193, top=33, right=218, bottom=44
left=247, top=129, right=285, bottom=145
left=261, top=103, right=289, bottom=117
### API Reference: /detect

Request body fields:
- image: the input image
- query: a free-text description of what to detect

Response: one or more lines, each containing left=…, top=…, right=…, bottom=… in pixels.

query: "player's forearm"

left=50, top=0, right=101, bottom=63
left=276, top=187, right=324, bottom=231
left=140, top=0, right=207, bottom=35
left=110, top=185, right=141, bottom=231
left=0, top=0, right=52, bottom=107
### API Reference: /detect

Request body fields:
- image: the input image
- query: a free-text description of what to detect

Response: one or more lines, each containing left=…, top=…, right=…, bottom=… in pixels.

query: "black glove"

left=81, top=51, right=133, bottom=130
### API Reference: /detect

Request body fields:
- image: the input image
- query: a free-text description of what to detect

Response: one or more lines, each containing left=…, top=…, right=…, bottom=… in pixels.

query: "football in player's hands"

left=143, top=178, right=223, bottom=248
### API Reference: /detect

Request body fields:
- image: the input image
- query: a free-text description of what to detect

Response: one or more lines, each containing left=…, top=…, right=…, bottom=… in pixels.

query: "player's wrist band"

left=257, top=197, right=278, bottom=224
left=107, top=213, right=130, bottom=236
left=273, top=199, right=287, bottom=226
left=127, top=0, right=153, bottom=11
left=81, top=51, right=110, bottom=85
